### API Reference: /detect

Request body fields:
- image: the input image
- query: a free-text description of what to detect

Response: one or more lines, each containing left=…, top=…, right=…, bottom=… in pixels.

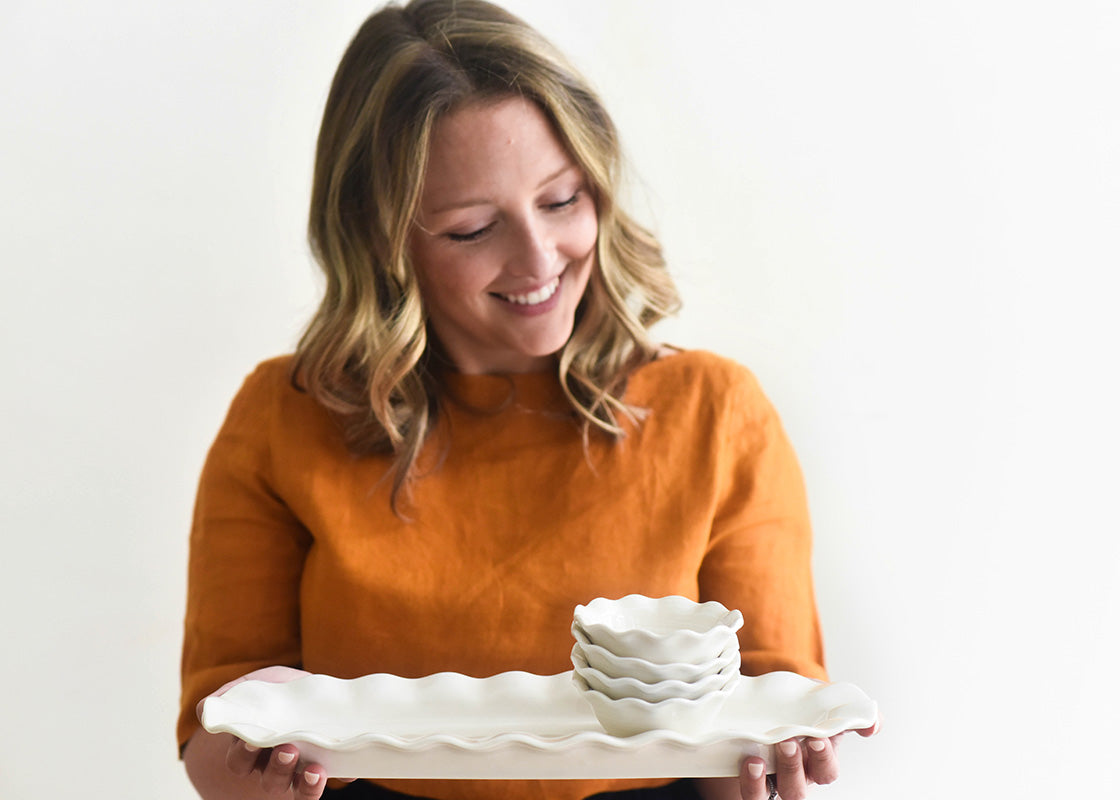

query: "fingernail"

left=304, top=771, right=321, bottom=786
left=747, top=762, right=764, bottom=779
left=779, top=741, right=798, bottom=757
left=808, top=739, right=826, bottom=752
left=277, top=750, right=296, bottom=765
left=243, top=742, right=260, bottom=753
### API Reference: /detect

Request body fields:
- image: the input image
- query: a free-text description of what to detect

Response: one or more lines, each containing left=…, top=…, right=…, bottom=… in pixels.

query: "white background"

left=2, top=1, right=1118, bottom=798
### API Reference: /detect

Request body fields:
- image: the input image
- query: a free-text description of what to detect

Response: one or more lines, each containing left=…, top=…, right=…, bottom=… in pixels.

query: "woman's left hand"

left=743, top=718, right=880, bottom=800
left=695, top=717, right=880, bottom=800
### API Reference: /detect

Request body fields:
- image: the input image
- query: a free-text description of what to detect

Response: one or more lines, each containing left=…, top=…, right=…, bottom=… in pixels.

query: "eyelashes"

left=546, top=192, right=580, bottom=211
left=447, top=224, right=494, bottom=243
left=444, top=191, right=583, bottom=244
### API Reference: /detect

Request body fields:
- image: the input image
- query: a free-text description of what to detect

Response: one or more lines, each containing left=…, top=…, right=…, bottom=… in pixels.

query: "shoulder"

left=219, top=354, right=328, bottom=436
left=209, top=354, right=347, bottom=467
left=221, top=355, right=293, bottom=419
left=239, top=354, right=295, bottom=393
left=624, top=348, right=784, bottom=445
left=629, top=348, right=768, bottom=412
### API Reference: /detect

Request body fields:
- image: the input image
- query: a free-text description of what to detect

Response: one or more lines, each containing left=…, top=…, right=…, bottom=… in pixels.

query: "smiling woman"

left=178, top=2, right=869, bottom=800
left=288, top=0, right=679, bottom=513
left=410, top=97, right=599, bottom=375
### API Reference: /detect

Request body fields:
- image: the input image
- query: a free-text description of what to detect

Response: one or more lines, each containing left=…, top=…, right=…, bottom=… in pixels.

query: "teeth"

left=500, top=277, right=560, bottom=306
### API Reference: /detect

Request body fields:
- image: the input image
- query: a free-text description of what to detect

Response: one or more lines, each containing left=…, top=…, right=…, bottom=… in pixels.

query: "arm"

left=180, top=364, right=325, bottom=796
left=696, top=366, right=878, bottom=797
left=698, top=368, right=825, bottom=681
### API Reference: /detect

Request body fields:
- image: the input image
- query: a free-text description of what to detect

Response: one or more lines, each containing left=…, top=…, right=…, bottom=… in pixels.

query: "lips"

left=493, top=276, right=561, bottom=306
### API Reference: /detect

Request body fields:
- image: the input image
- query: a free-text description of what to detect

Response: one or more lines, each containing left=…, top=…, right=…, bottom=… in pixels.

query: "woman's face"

left=409, top=96, right=598, bottom=374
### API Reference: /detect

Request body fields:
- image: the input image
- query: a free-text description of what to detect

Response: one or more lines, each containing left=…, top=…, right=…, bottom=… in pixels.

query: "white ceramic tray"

left=201, top=670, right=876, bottom=780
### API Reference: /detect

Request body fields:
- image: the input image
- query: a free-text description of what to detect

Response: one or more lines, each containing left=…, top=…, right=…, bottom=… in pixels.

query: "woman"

left=179, top=2, right=874, bottom=799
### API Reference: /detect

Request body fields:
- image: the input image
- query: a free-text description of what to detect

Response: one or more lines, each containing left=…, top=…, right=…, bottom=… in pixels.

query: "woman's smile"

left=491, top=275, right=561, bottom=307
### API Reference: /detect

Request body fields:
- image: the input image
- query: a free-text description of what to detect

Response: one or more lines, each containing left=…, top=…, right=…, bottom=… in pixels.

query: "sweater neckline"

left=440, top=369, right=567, bottom=413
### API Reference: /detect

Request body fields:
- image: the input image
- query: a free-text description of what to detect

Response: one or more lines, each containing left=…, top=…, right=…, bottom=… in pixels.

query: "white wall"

left=2, top=1, right=1117, bottom=798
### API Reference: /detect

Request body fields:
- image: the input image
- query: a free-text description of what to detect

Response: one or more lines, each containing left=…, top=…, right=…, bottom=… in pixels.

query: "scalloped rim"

left=572, top=619, right=742, bottom=664
left=572, top=633, right=741, bottom=683
left=201, top=670, right=877, bottom=755
left=572, top=669, right=739, bottom=710
left=571, top=646, right=739, bottom=701
left=572, top=670, right=737, bottom=736
left=574, top=595, right=745, bottom=637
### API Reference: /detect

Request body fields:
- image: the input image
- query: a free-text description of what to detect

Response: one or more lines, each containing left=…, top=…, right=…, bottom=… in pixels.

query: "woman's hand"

left=695, top=717, right=880, bottom=800
left=184, top=666, right=334, bottom=799
left=738, top=718, right=880, bottom=800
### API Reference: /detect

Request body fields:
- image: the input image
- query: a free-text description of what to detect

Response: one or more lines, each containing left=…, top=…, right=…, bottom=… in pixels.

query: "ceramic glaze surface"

left=571, top=646, right=739, bottom=702
left=572, top=670, right=737, bottom=736
left=200, top=670, right=877, bottom=779
left=573, top=595, right=745, bottom=663
left=572, top=634, right=741, bottom=684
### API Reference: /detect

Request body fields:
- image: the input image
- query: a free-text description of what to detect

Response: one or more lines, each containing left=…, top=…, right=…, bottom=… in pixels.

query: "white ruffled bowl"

left=573, top=595, right=744, bottom=664
left=572, top=670, right=737, bottom=737
left=571, top=645, right=740, bottom=702
left=571, top=638, right=741, bottom=685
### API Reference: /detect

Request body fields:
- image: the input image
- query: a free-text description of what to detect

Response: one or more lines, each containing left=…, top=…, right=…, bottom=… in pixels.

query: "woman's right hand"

left=184, top=666, right=333, bottom=799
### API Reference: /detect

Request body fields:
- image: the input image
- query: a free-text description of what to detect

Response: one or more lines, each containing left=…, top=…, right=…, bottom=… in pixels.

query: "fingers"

left=224, top=738, right=328, bottom=798
left=225, top=737, right=266, bottom=776
left=740, top=734, right=852, bottom=799
left=260, top=746, right=302, bottom=793
left=774, top=739, right=809, bottom=800
left=803, top=738, right=839, bottom=786
left=295, top=765, right=328, bottom=798
left=738, top=757, right=770, bottom=800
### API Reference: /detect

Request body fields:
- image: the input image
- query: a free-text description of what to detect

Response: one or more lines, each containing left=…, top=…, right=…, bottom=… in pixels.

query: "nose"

left=505, top=216, right=553, bottom=279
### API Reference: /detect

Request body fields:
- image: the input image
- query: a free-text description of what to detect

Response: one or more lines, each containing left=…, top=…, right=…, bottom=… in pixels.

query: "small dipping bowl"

left=571, top=645, right=740, bottom=703
left=573, top=595, right=744, bottom=664
left=572, top=670, right=737, bottom=737
left=572, top=633, right=741, bottom=685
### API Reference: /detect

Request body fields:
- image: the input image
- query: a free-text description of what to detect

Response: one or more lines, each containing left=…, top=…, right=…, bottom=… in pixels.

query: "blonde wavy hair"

left=292, top=0, right=681, bottom=510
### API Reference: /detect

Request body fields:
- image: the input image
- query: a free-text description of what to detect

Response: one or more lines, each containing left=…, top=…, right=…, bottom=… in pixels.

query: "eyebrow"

left=425, top=163, right=579, bottom=216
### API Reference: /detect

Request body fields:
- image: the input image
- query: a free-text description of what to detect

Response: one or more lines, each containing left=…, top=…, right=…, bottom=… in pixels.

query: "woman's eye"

left=446, top=223, right=494, bottom=243
left=546, top=192, right=580, bottom=211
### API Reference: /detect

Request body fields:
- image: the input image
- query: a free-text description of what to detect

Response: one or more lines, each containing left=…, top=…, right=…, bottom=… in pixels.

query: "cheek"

left=413, top=248, right=493, bottom=307
left=568, top=209, right=600, bottom=262
left=411, top=247, right=453, bottom=309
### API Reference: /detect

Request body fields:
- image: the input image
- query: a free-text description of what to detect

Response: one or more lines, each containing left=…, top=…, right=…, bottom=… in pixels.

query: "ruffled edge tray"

left=201, top=670, right=876, bottom=779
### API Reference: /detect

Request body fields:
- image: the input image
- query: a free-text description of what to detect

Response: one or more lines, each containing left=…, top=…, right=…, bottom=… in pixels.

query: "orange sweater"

left=179, top=349, right=826, bottom=800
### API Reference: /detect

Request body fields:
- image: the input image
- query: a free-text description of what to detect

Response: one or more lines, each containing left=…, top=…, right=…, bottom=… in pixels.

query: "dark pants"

left=322, top=778, right=703, bottom=800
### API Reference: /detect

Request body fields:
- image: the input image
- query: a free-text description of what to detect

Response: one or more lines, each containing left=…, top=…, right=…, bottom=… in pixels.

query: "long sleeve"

left=178, top=362, right=312, bottom=749
left=698, top=365, right=827, bottom=681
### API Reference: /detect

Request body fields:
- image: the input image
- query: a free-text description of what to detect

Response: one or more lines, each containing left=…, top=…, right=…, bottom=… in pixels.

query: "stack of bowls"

left=570, top=594, right=744, bottom=736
